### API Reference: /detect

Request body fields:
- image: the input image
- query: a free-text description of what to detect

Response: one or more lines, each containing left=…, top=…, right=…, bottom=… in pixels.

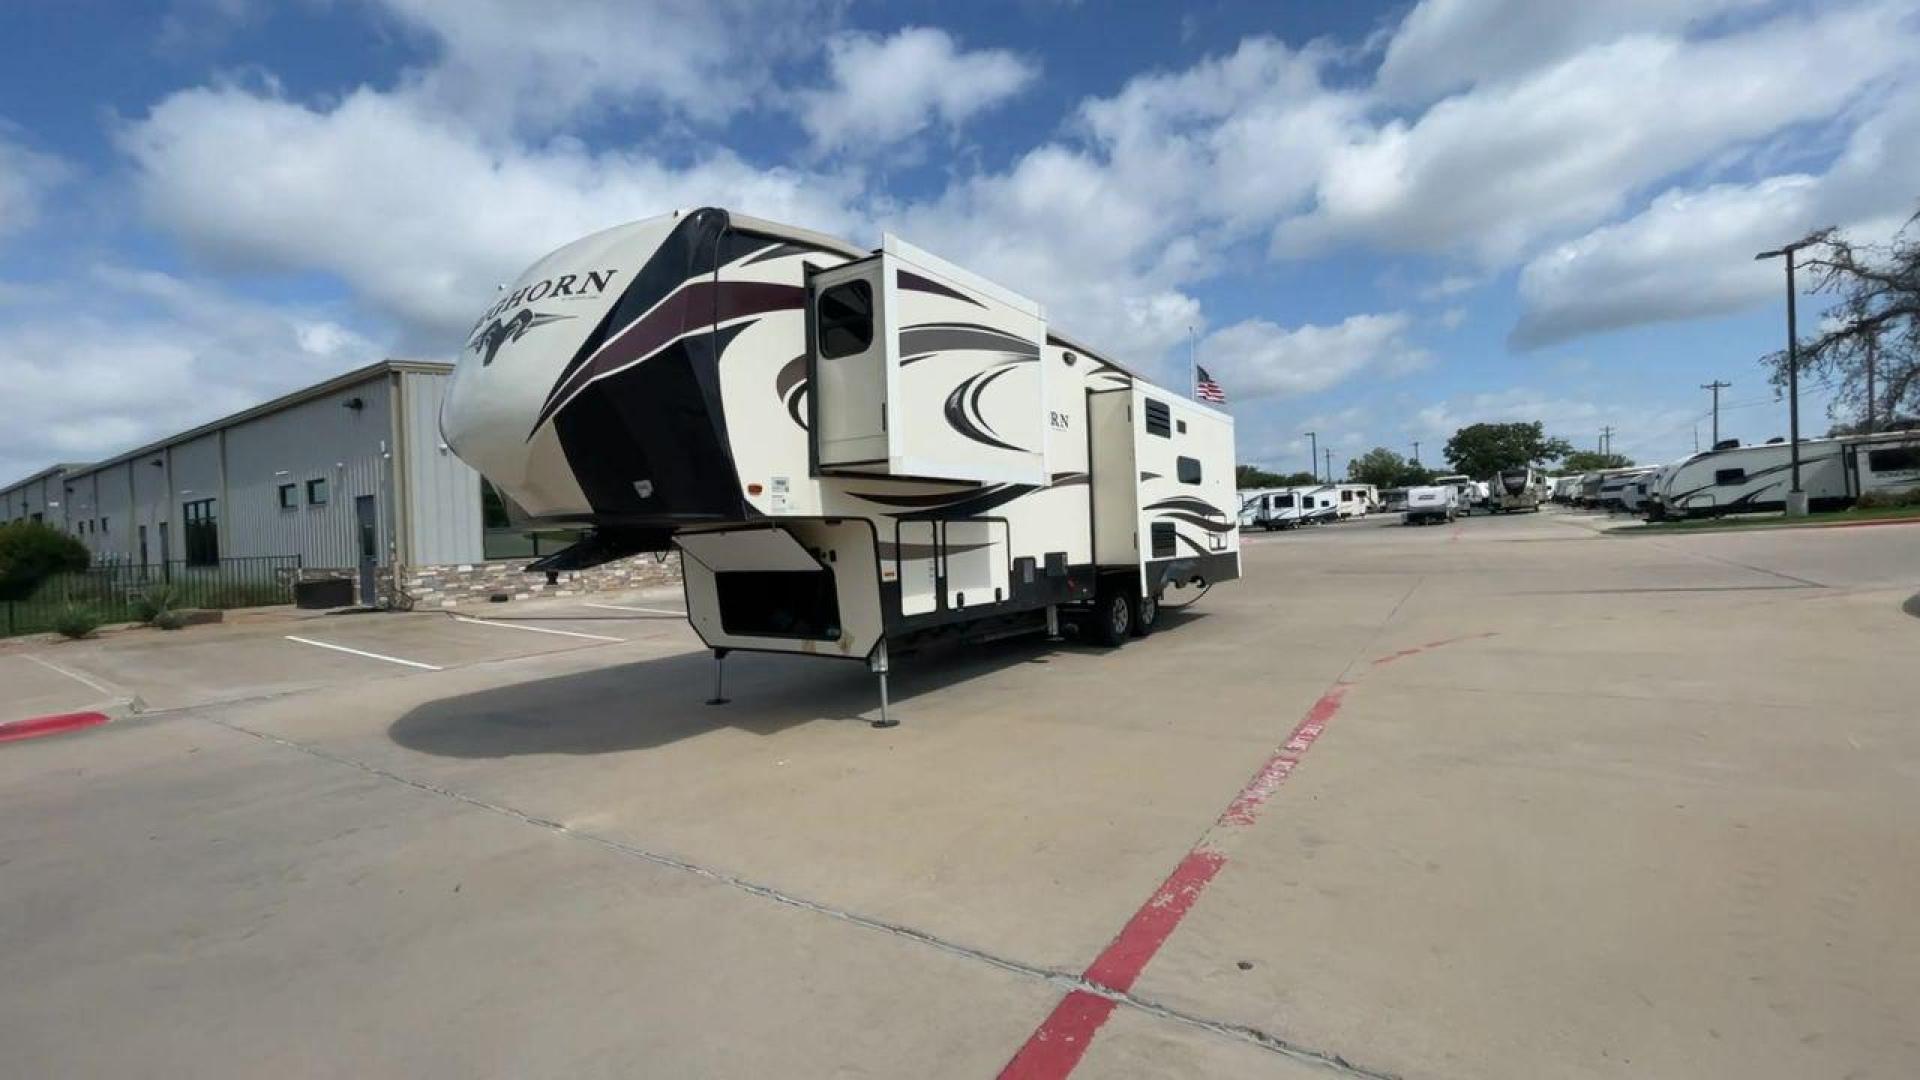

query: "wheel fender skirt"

left=524, top=528, right=676, bottom=573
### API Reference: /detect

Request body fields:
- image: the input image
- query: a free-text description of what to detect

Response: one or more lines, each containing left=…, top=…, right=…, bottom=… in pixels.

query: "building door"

left=355, top=495, right=379, bottom=606
left=157, top=522, right=171, bottom=583
left=138, top=525, right=149, bottom=577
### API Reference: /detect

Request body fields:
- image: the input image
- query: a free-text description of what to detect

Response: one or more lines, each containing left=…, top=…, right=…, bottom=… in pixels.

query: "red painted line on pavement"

left=999, top=630, right=1498, bottom=1079
left=0, top=711, right=109, bottom=744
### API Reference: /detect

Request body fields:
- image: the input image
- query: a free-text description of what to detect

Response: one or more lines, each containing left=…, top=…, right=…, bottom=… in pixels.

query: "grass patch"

left=1618, top=505, right=1920, bottom=534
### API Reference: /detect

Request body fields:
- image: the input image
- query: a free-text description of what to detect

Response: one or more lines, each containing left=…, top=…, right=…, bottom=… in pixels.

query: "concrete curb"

left=1608, top=515, right=1920, bottom=537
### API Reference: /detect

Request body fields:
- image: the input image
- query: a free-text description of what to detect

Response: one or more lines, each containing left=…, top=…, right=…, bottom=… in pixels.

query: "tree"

left=1442, top=421, right=1573, bottom=479
left=1760, top=210, right=1920, bottom=431
left=1559, top=450, right=1635, bottom=472
left=1236, top=465, right=1318, bottom=488
left=0, top=520, right=91, bottom=602
left=1346, top=447, right=1408, bottom=488
left=1395, top=463, right=1439, bottom=486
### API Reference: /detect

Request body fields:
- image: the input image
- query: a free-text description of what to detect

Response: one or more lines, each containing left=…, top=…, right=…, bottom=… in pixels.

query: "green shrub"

left=53, top=604, right=101, bottom=640
left=1856, top=488, right=1920, bottom=510
left=0, top=521, right=90, bottom=602
left=151, top=610, right=187, bottom=631
left=131, top=583, right=181, bottom=624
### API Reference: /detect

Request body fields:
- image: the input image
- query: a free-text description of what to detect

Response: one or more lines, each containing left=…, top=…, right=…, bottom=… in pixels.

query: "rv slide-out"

left=441, top=208, right=1240, bottom=718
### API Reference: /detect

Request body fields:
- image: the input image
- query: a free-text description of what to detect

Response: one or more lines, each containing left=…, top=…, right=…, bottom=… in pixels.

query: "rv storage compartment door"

left=811, top=258, right=892, bottom=472
left=941, top=520, right=1009, bottom=610
left=894, top=520, right=939, bottom=616
left=678, top=528, right=841, bottom=642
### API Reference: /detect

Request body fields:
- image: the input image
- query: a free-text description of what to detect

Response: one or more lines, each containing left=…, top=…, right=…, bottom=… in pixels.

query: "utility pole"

left=1700, top=380, right=1731, bottom=447
left=1305, top=431, right=1317, bottom=481
left=1411, top=440, right=1421, bottom=465
left=1757, top=229, right=1831, bottom=515
left=1599, top=426, right=1614, bottom=459
left=1323, top=447, right=1333, bottom=483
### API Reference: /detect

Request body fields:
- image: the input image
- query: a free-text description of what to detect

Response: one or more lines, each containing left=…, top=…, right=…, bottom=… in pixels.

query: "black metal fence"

left=2, top=555, right=302, bottom=638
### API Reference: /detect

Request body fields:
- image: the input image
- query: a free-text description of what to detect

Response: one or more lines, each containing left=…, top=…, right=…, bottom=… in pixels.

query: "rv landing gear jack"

left=706, top=648, right=731, bottom=706
left=869, top=642, right=897, bottom=729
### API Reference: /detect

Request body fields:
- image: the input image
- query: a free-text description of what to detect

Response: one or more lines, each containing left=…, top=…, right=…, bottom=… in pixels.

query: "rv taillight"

left=747, top=483, right=764, bottom=495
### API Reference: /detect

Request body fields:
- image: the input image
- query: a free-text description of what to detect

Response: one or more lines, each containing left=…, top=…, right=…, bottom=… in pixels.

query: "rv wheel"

left=1131, top=591, right=1158, bottom=637
left=1090, top=580, right=1132, bottom=647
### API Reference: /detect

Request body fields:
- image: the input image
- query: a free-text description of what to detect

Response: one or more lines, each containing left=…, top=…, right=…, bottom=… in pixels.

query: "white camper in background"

left=1334, top=483, right=1376, bottom=518
left=1432, top=473, right=1477, bottom=514
left=1404, top=485, right=1458, bottom=525
left=1597, top=469, right=1651, bottom=510
left=1651, top=431, right=1920, bottom=518
left=442, top=208, right=1240, bottom=725
left=1240, top=488, right=1307, bottom=530
left=1486, top=467, right=1542, bottom=513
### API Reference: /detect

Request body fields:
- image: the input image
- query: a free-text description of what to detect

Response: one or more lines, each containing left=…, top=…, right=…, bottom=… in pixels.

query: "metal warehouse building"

left=0, top=360, right=482, bottom=604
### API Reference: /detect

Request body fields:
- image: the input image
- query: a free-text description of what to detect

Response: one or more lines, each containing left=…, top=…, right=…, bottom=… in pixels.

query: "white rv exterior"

left=1486, top=467, right=1541, bottom=513
left=1432, top=473, right=1477, bottom=514
left=1334, top=483, right=1375, bottom=518
left=1404, top=485, right=1457, bottom=525
left=1651, top=431, right=1920, bottom=518
left=440, top=209, right=1240, bottom=719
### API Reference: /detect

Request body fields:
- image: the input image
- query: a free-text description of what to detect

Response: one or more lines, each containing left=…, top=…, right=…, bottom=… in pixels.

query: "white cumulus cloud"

left=1200, top=312, right=1430, bottom=402
left=800, top=27, right=1038, bottom=154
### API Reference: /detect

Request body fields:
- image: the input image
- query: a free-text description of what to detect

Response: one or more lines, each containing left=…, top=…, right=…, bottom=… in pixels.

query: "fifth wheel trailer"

left=1649, top=431, right=1920, bottom=519
left=1485, top=467, right=1542, bottom=513
left=441, top=207, right=1240, bottom=725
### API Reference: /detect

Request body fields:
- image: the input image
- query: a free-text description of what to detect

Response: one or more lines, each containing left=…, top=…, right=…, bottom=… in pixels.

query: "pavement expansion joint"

left=195, top=713, right=1393, bottom=1075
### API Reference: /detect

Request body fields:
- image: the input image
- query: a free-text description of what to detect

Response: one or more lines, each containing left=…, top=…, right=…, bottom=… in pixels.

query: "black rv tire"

left=1091, top=581, right=1132, bottom=647
left=1131, top=591, right=1158, bottom=637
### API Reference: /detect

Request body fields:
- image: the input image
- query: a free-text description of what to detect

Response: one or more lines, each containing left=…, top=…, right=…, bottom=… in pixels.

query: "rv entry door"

left=810, top=259, right=892, bottom=471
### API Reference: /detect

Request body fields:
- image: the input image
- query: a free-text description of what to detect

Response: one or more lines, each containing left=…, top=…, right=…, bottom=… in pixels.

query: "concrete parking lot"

left=3, top=510, right=1917, bottom=1078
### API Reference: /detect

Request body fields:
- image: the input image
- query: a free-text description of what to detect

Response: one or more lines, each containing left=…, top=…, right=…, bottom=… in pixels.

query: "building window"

left=1144, top=398, right=1172, bottom=438
left=1867, top=446, right=1920, bottom=472
left=99, top=517, right=107, bottom=533
left=1177, top=455, right=1203, bottom=484
left=306, top=478, right=330, bottom=506
left=182, top=498, right=219, bottom=566
left=1714, top=468, right=1746, bottom=485
left=278, top=483, right=298, bottom=510
left=816, top=280, right=874, bottom=359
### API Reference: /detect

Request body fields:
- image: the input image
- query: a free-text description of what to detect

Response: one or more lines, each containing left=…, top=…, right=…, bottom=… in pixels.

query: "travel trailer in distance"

left=1651, top=431, right=1920, bottom=519
left=1432, top=473, right=1478, bottom=514
left=1334, top=483, right=1376, bottom=518
left=1486, top=467, right=1542, bottom=513
left=440, top=208, right=1240, bottom=726
left=1403, top=485, right=1458, bottom=525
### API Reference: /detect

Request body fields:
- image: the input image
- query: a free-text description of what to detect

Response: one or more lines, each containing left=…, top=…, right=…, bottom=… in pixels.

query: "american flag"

left=1194, top=365, right=1226, bottom=404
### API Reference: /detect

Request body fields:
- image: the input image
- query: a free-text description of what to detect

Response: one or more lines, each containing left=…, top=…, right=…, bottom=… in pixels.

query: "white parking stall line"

left=582, top=602, right=686, bottom=616
left=23, top=652, right=126, bottom=698
left=284, top=635, right=443, bottom=671
left=449, top=616, right=625, bottom=643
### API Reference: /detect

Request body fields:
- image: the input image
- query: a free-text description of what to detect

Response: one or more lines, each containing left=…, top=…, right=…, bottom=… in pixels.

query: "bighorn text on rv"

left=440, top=208, right=1240, bottom=724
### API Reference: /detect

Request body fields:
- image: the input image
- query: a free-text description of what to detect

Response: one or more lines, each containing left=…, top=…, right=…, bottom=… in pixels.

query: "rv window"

left=1714, top=468, right=1746, bottom=485
left=816, top=280, right=874, bottom=360
left=1176, top=420, right=1187, bottom=434
left=1151, top=521, right=1177, bottom=557
left=1867, top=446, right=1920, bottom=472
left=1177, top=456, right=1202, bottom=484
left=1144, top=398, right=1172, bottom=437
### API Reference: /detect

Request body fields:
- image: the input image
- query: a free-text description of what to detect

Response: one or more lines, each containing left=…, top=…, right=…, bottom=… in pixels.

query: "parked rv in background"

left=1649, top=432, right=1920, bottom=519
left=1404, top=485, right=1458, bottom=525
left=1238, top=485, right=1339, bottom=530
left=1334, top=483, right=1377, bottom=518
left=1486, top=467, right=1542, bottom=513
left=1432, top=474, right=1477, bottom=514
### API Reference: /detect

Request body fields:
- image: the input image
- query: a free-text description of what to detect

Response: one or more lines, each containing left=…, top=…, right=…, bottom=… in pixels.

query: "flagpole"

left=1188, top=325, right=1197, bottom=401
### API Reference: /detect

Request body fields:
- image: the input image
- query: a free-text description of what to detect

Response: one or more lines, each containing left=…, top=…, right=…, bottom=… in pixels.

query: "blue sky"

left=3, top=0, right=1916, bottom=485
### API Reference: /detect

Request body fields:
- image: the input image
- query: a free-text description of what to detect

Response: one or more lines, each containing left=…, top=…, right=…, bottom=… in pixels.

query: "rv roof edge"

left=881, top=233, right=1044, bottom=319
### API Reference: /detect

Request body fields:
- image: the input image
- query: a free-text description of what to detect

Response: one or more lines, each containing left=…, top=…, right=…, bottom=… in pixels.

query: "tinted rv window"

left=1867, top=446, right=1920, bottom=472
left=817, top=280, right=874, bottom=359
left=1714, top=468, right=1746, bottom=485
left=1151, top=521, right=1177, bottom=557
left=1144, top=399, right=1172, bottom=437
left=1177, top=456, right=1202, bottom=484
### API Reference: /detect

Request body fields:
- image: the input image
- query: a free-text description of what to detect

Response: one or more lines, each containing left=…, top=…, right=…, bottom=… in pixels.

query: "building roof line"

left=34, top=359, right=450, bottom=486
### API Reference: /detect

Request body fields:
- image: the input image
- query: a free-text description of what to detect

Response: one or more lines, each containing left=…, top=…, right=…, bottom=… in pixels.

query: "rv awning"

left=675, top=527, right=823, bottom=573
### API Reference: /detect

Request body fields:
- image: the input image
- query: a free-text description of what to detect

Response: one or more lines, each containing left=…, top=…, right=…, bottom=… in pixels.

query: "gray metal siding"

left=398, top=369, right=483, bottom=565
left=94, top=465, right=135, bottom=564
left=223, top=376, right=394, bottom=567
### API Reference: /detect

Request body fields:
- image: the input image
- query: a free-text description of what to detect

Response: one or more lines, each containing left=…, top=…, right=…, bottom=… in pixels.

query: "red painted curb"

left=0, top=711, right=110, bottom=744
left=1000, top=631, right=1500, bottom=1079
